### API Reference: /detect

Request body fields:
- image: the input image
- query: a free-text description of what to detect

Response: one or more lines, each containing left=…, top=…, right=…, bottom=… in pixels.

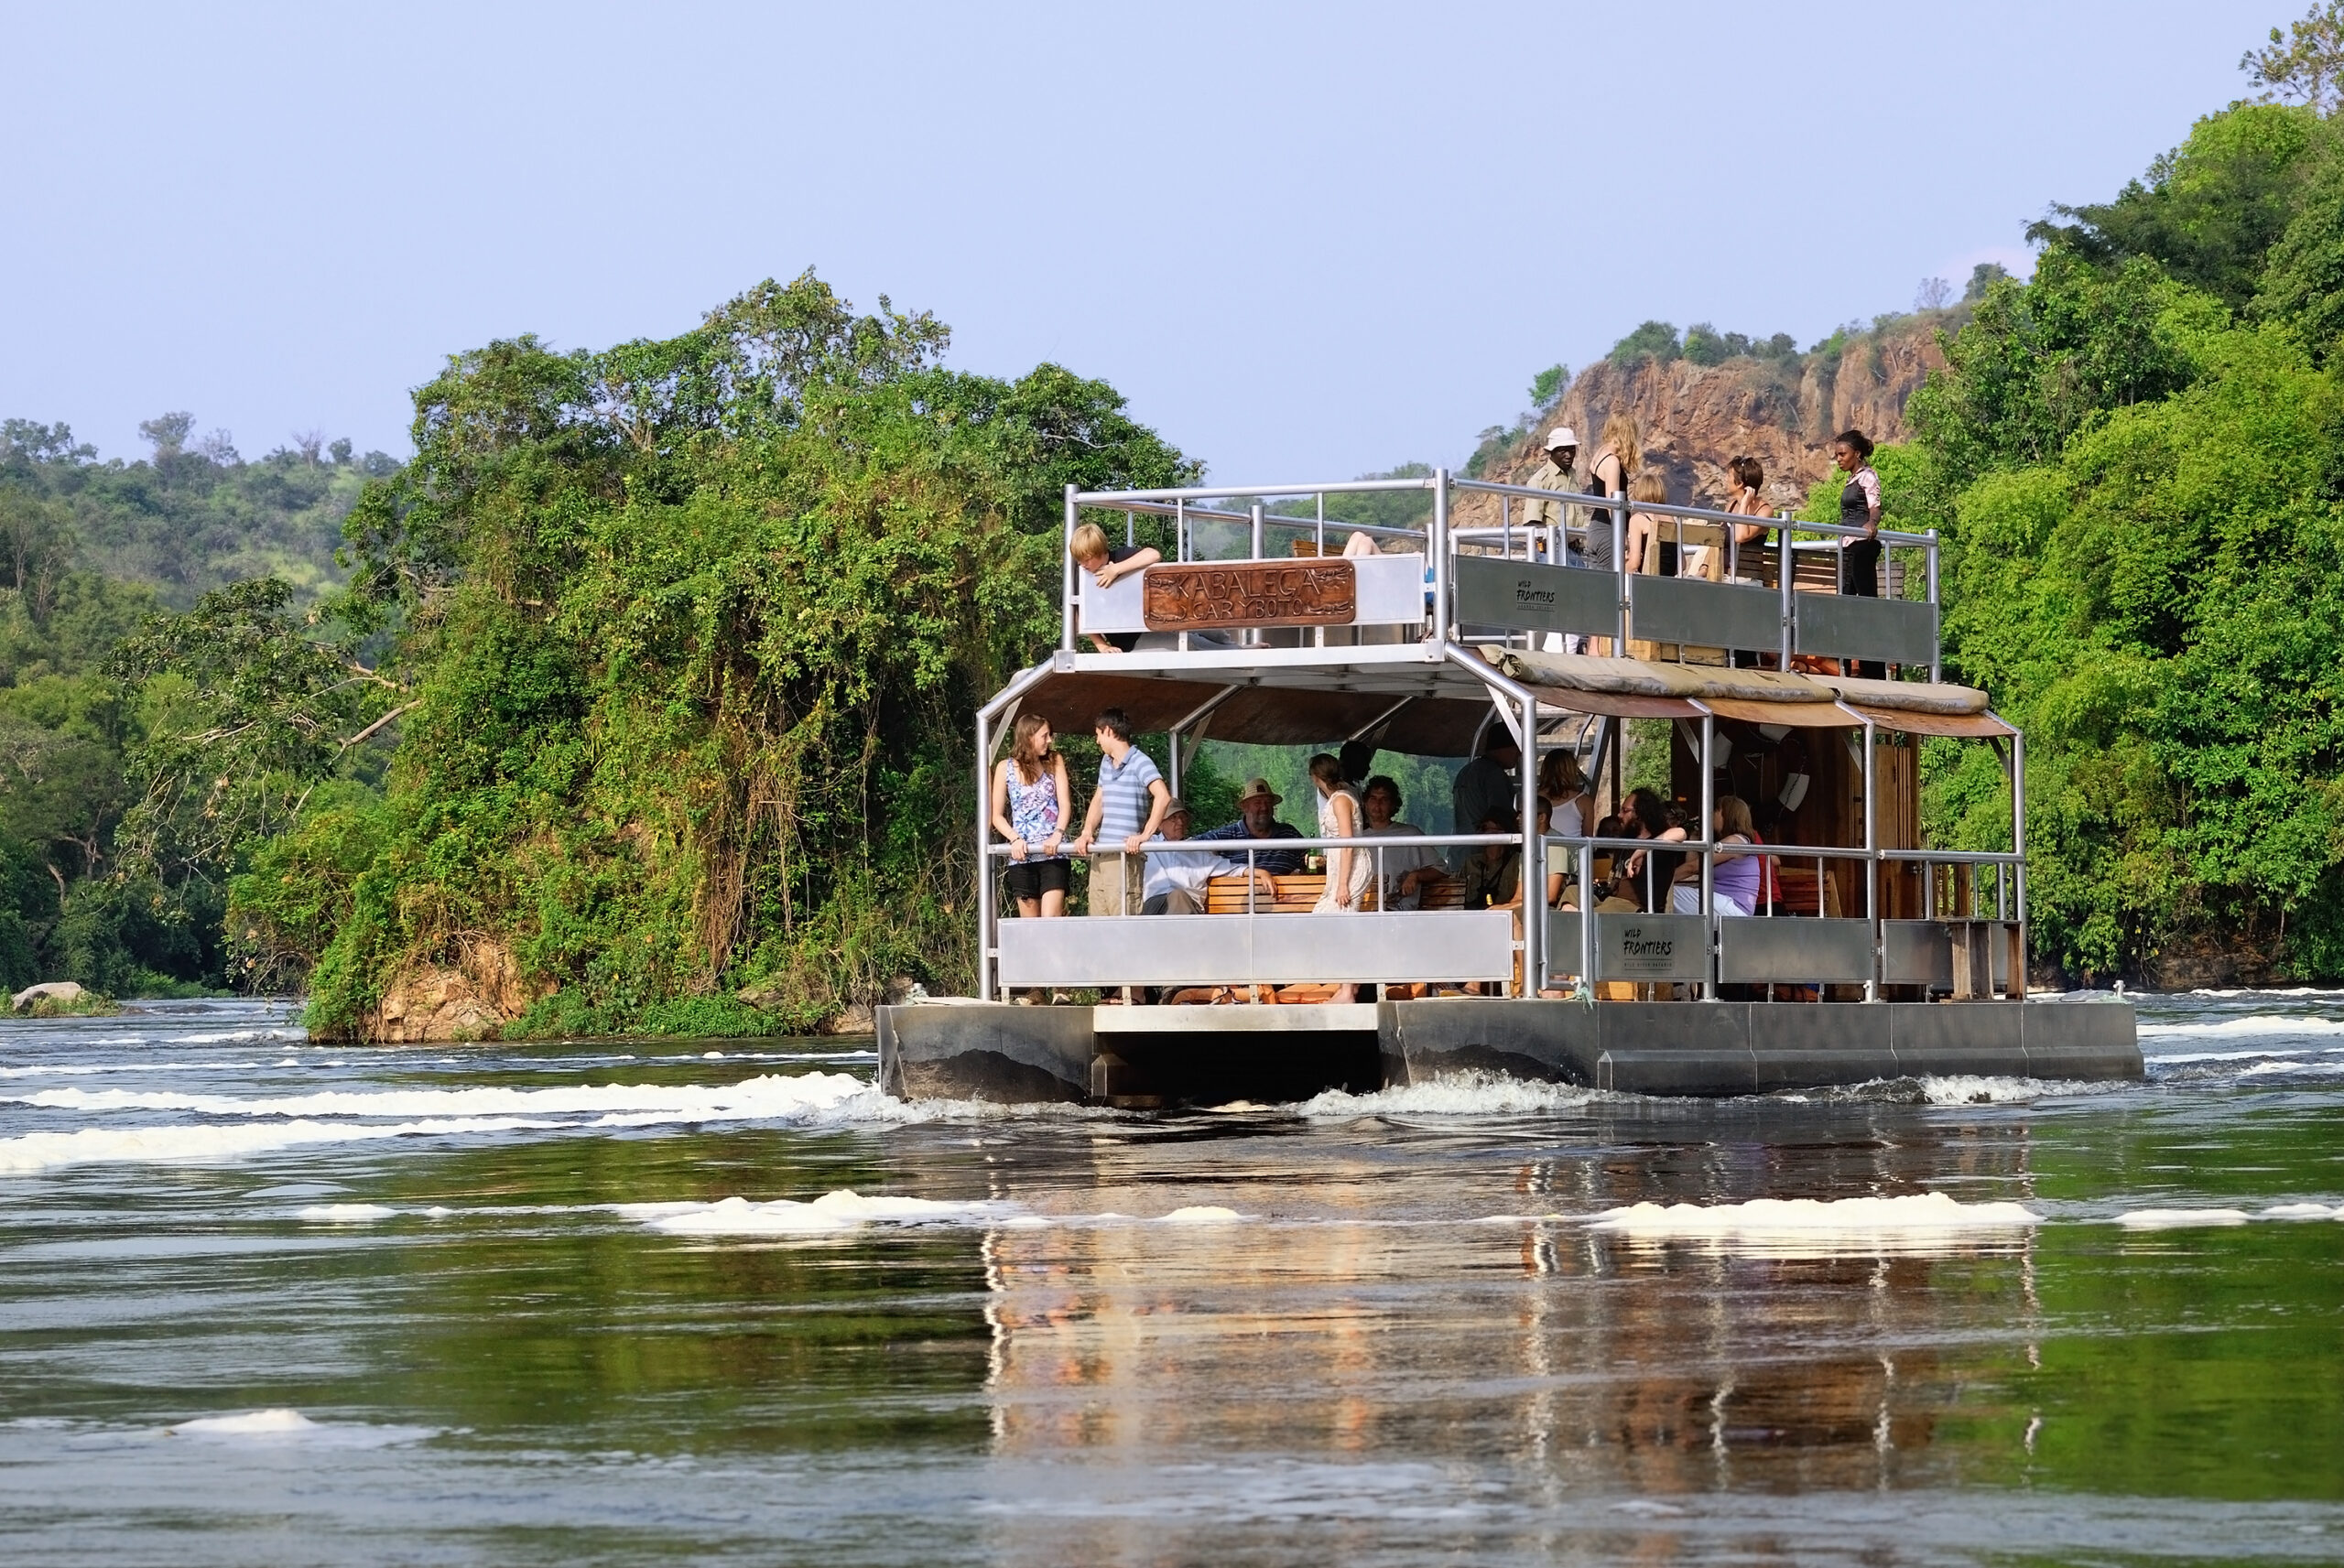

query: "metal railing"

left=978, top=829, right=2025, bottom=1000
left=1063, top=471, right=1943, bottom=677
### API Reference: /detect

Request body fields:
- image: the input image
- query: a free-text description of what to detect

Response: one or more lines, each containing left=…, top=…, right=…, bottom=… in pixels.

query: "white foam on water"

left=297, top=1203, right=396, bottom=1222
left=1298, top=1073, right=1600, bottom=1118
left=637, top=1189, right=1017, bottom=1236
left=161, top=1408, right=435, bottom=1446
left=1590, top=1193, right=2041, bottom=1257
left=0, top=1115, right=560, bottom=1173
left=170, top=1408, right=316, bottom=1435
left=2187, top=986, right=2344, bottom=999
left=2240, top=1057, right=2344, bottom=1076
left=2113, top=1207, right=2252, bottom=1228
left=2139, top=1015, right=2344, bottom=1039
left=1158, top=1206, right=1248, bottom=1224
left=8, top=1069, right=882, bottom=1125
left=171, top=1030, right=309, bottom=1044
left=2149, top=1046, right=2321, bottom=1064
left=2261, top=1203, right=2343, bottom=1220
left=1911, top=1076, right=2071, bottom=1105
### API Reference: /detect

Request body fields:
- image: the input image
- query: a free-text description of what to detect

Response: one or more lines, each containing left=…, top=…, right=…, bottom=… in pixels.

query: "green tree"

left=2026, top=103, right=2330, bottom=309
left=234, top=271, right=1194, bottom=1036
left=2243, top=2, right=2344, bottom=113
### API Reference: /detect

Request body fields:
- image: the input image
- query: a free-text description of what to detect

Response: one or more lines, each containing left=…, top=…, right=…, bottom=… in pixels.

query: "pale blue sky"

left=1, top=1, right=2275, bottom=483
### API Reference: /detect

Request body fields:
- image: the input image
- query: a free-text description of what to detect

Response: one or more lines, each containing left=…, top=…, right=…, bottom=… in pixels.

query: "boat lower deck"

left=875, top=997, right=2142, bottom=1105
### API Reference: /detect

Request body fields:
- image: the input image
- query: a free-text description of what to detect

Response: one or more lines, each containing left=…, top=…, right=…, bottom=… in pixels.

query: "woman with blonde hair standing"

left=1579, top=410, right=1640, bottom=654
left=1584, top=410, right=1640, bottom=578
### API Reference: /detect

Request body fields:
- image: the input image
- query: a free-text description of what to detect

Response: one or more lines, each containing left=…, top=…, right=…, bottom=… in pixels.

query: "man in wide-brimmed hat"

left=1190, top=777, right=1307, bottom=893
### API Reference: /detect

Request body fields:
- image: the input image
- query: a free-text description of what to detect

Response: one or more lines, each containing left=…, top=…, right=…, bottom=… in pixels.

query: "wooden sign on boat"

left=1141, top=559, right=1356, bottom=632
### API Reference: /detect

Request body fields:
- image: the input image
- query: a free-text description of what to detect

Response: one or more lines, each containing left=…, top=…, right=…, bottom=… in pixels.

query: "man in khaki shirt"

left=1520, top=426, right=1579, bottom=536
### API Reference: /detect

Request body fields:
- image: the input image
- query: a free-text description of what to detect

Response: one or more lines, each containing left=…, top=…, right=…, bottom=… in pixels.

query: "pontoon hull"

left=875, top=1000, right=2141, bottom=1104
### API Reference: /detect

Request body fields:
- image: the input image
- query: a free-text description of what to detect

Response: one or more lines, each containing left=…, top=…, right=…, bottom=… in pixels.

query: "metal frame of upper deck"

left=968, top=470, right=2023, bottom=1004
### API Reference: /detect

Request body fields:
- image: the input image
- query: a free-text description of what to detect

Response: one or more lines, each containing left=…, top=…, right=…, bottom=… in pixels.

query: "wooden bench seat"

left=1201, top=870, right=1465, bottom=914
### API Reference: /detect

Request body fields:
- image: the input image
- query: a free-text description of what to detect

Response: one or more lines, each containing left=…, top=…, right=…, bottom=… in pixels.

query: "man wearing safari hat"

left=1521, top=426, right=1579, bottom=541
left=1191, top=777, right=1307, bottom=896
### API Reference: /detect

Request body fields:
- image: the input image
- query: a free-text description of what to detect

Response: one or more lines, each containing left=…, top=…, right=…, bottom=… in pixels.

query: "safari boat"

left=877, top=471, right=2141, bottom=1105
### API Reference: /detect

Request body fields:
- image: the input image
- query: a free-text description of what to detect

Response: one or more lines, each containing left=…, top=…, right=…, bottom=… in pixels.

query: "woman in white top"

left=1360, top=774, right=1445, bottom=910
left=1308, top=752, right=1373, bottom=1005
left=1536, top=749, right=1591, bottom=906
left=1307, top=752, right=1373, bottom=913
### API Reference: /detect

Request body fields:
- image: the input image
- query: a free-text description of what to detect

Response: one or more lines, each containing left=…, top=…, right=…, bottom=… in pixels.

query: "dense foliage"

left=228, top=273, right=1191, bottom=1036
left=0, top=420, right=385, bottom=994
left=1904, top=98, right=2344, bottom=982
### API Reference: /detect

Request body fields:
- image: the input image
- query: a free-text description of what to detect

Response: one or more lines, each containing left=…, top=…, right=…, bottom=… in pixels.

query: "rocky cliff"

left=1451, top=308, right=1960, bottom=529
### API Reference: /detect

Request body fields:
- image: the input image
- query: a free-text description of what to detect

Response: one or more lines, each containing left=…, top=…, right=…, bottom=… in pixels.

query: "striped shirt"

left=1092, top=746, right=1163, bottom=845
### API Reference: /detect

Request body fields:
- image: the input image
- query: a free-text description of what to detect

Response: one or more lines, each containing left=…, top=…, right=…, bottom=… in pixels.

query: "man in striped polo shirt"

left=1070, top=707, right=1170, bottom=916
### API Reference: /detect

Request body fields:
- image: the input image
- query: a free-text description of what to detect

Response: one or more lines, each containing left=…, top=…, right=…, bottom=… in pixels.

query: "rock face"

left=366, top=939, right=548, bottom=1043
left=1454, top=312, right=1955, bottom=530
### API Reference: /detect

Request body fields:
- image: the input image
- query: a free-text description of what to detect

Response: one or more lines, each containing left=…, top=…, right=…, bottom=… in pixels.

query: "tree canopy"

left=1904, top=93, right=2344, bottom=982
left=230, top=271, right=1192, bottom=1035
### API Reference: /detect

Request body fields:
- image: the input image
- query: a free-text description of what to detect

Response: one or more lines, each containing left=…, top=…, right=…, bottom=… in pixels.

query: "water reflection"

left=969, top=1114, right=2063, bottom=1526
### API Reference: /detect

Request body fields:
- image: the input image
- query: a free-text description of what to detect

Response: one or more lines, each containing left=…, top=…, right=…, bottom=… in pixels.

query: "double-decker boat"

left=878, top=471, right=2141, bottom=1105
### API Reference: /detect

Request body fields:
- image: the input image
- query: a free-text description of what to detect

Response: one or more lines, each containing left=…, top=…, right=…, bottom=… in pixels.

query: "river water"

left=0, top=993, right=2338, bottom=1565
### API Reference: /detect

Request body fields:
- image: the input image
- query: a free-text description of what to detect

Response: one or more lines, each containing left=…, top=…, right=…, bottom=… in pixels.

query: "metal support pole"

left=1523, top=690, right=1544, bottom=995
left=1862, top=719, right=1879, bottom=1002
left=1431, top=468, right=1452, bottom=645
left=1176, top=497, right=1187, bottom=562
left=1926, top=534, right=1943, bottom=684
left=1777, top=518, right=1794, bottom=668
left=1698, top=712, right=1715, bottom=1000
left=1613, top=504, right=1628, bottom=653
left=1125, top=508, right=1134, bottom=549
left=975, top=708, right=994, bottom=1001
left=1060, top=485, right=1078, bottom=653
left=1250, top=502, right=1264, bottom=561
left=1579, top=840, right=1596, bottom=989
left=1316, top=492, right=1326, bottom=556
left=2013, top=730, right=2028, bottom=1000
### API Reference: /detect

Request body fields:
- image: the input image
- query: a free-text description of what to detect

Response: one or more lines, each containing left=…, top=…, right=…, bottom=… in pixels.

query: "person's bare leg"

left=1039, top=889, right=1066, bottom=917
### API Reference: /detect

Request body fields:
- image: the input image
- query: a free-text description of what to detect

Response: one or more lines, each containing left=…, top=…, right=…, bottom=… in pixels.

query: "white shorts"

left=1670, top=885, right=1750, bottom=917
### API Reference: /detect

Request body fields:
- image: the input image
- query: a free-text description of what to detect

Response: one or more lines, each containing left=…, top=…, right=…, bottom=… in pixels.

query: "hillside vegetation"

left=1905, top=100, right=2344, bottom=983
left=224, top=273, right=1190, bottom=1037
left=0, top=419, right=389, bottom=994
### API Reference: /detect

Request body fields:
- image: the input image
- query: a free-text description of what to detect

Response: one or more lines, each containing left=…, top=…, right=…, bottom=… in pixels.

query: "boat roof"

left=1000, top=644, right=2011, bottom=756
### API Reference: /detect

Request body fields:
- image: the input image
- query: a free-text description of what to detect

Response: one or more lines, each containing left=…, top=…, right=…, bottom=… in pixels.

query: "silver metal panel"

left=1793, top=593, right=1939, bottom=667
left=1352, top=553, right=1426, bottom=624
left=1452, top=554, right=1618, bottom=636
left=1599, top=914, right=1711, bottom=981
left=1545, top=911, right=1582, bottom=978
left=1717, top=917, right=1876, bottom=983
left=996, top=911, right=1514, bottom=987
left=1628, top=576, right=1782, bottom=652
left=1077, top=574, right=1148, bottom=633
left=1882, top=921, right=1953, bottom=987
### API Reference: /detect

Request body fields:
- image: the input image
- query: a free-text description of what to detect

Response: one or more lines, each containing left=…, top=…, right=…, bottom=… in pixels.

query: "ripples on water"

left=0, top=992, right=2339, bottom=1564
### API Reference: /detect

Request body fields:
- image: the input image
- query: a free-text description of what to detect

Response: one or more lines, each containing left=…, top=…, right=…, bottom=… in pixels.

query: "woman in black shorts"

left=990, top=714, right=1073, bottom=917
